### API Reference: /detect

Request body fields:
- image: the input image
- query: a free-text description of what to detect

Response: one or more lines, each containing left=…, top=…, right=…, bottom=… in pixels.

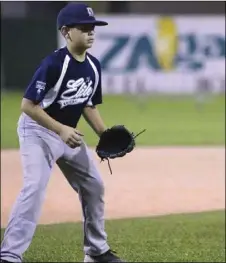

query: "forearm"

left=83, top=106, right=107, bottom=137
left=21, top=98, right=63, bottom=135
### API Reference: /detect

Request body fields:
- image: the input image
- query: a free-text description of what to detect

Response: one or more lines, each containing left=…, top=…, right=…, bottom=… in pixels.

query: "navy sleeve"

left=23, top=59, right=59, bottom=104
left=87, top=61, right=103, bottom=106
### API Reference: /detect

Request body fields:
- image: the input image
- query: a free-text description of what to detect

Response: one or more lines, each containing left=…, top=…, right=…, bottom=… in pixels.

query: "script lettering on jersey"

left=57, top=77, right=93, bottom=109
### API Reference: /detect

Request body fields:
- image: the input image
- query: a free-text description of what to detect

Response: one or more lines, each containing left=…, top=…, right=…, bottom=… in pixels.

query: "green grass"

left=1, top=210, right=225, bottom=262
left=1, top=91, right=225, bottom=149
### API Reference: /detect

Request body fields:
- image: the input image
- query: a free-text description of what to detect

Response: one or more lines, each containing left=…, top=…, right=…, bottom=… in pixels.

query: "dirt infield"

left=1, top=147, right=225, bottom=227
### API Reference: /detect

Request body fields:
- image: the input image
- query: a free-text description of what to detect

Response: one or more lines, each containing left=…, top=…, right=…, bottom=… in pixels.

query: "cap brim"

left=71, top=20, right=108, bottom=26
left=93, top=20, right=108, bottom=26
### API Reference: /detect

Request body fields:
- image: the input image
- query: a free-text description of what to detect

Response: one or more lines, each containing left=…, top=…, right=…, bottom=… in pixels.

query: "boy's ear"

left=60, top=26, right=70, bottom=39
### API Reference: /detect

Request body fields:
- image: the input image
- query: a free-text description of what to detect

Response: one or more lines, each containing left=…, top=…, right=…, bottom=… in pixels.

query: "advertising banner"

left=58, top=16, right=225, bottom=94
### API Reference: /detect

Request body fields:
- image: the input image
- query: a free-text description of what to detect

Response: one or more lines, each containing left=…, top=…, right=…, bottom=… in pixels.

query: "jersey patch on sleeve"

left=35, top=81, right=46, bottom=92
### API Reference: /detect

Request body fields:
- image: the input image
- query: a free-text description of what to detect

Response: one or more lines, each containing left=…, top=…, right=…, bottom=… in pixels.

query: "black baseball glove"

left=96, top=125, right=146, bottom=174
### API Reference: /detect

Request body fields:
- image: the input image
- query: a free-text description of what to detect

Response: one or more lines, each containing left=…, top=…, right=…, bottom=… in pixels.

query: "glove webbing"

left=101, top=128, right=146, bottom=175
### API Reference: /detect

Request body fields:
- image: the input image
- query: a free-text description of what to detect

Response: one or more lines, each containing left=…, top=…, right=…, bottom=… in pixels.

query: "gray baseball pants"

left=0, top=115, right=110, bottom=262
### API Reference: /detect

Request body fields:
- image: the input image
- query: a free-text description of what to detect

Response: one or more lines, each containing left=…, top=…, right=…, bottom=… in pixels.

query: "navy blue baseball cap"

left=57, top=3, right=108, bottom=29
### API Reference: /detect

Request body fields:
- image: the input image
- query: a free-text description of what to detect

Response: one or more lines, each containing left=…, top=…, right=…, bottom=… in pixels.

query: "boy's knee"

left=85, top=176, right=105, bottom=198
left=93, top=176, right=105, bottom=195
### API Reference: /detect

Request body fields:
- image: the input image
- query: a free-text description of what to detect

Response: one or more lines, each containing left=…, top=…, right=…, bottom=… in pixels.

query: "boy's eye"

left=79, top=25, right=95, bottom=32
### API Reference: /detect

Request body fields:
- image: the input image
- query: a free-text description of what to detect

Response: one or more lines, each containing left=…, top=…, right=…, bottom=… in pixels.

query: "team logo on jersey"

left=57, top=77, right=93, bottom=109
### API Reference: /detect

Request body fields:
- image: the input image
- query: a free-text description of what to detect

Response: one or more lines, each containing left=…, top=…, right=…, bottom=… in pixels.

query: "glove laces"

left=100, top=158, right=113, bottom=175
left=133, top=128, right=146, bottom=138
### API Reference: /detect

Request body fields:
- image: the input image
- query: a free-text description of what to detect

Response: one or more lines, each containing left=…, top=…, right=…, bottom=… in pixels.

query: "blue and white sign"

left=58, top=15, right=225, bottom=94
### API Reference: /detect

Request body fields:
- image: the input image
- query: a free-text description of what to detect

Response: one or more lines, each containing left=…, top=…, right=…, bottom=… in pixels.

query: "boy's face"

left=64, top=24, right=95, bottom=50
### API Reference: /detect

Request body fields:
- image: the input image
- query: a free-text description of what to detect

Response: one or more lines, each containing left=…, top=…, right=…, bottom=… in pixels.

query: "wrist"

left=54, top=122, right=64, bottom=135
left=98, top=127, right=107, bottom=137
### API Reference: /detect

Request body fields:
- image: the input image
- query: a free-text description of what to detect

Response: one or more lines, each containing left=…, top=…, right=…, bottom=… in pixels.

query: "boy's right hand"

left=59, top=125, right=84, bottom=148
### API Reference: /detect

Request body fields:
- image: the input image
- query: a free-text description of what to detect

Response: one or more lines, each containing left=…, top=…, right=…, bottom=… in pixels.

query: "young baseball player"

left=0, top=3, right=124, bottom=263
